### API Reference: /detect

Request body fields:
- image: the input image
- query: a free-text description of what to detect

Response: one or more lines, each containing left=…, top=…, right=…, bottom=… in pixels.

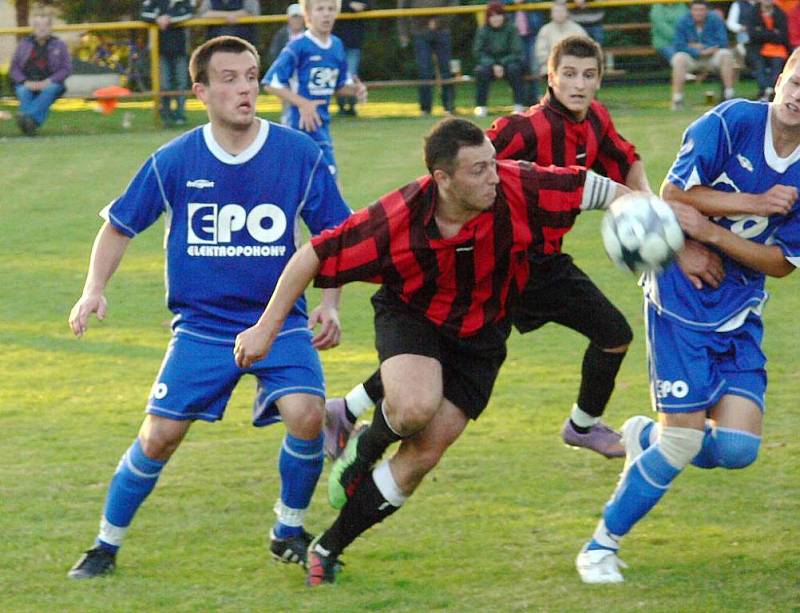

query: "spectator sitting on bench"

left=650, top=1, right=689, bottom=64
left=472, top=1, right=526, bottom=117
left=671, top=0, right=736, bottom=110
left=535, top=1, right=587, bottom=78
left=10, top=12, right=72, bottom=136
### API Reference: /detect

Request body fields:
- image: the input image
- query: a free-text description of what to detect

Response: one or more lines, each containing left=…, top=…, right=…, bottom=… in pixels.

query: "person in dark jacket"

left=334, top=0, right=369, bottom=116
left=748, top=0, right=790, bottom=99
left=472, top=1, right=526, bottom=117
left=140, top=0, right=196, bottom=126
left=9, top=12, right=72, bottom=135
left=398, top=0, right=458, bottom=115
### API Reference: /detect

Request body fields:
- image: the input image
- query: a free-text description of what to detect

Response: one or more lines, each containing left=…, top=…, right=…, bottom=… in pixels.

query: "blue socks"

left=692, top=426, right=761, bottom=469
left=602, top=443, right=681, bottom=539
left=97, top=438, right=166, bottom=552
left=273, top=433, right=324, bottom=539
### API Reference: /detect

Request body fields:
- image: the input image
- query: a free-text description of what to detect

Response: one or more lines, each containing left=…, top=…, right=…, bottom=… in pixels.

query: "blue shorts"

left=146, top=330, right=325, bottom=426
left=308, top=125, right=337, bottom=176
left=646, top=304, right=767, bottom=414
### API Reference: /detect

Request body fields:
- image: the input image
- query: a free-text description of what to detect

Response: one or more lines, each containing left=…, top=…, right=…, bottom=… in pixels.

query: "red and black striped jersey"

left=311, top=160, right=587, bottom=337
left=486, top=93, right=639, bottom=185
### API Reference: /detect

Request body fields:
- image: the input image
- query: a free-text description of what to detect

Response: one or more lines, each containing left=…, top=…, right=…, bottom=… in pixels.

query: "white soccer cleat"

left=621, top=415, right=654, bottom=472
left=576, top=547, right=627, bottom=584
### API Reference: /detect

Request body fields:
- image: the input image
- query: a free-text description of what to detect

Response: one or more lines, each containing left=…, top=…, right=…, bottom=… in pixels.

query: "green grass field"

left=2, top=82, right=799, bottom=612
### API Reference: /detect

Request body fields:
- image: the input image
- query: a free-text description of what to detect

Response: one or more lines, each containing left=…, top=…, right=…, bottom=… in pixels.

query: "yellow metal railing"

left=0, top=0, right=727, bottom=126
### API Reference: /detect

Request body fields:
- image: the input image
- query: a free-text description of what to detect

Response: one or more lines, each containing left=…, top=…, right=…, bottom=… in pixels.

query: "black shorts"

left=511, top=253, right=633, bottom=349
left=371, top=287, right=508, bottom=420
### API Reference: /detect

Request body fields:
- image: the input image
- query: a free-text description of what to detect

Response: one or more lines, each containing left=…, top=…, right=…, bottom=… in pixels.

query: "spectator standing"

left=397, top=0, right=458, bottom=116
left=651, top=2, right=689, bottom=64
left=727, top=0, right=757, bottom=60
left=198, top=0, right=260, bottom=46
left=748, top=0, right=790, bottom=99
left=472, top=1, right=526, bottom=117
left=534, top=1, right=586, bottom=77
left=334, top=0, right=370, bottom=116
left=509, top=0, right=544, bottom=104
left=670, top=0, right=736, bottom=110
left=570, top=0, right=605, bottom=45
left=9, top=12, right=72, bottom=136
left=140, top=0, right=195, bottom=126
left=267, top=3, right=307, bottom=125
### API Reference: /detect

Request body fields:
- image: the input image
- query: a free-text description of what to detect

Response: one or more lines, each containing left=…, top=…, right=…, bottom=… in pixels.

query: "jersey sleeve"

left=300, top=148, right=352, bottom=235
left=593, top=109, right=639, bottom=184
left=101, top=155, right=168, bottom=237
left=771, top=209, right=800, bottom=267
left=665, top=110, right=731, bottom=191
left=311, top=205, right=384, bottom=287
left=487, top=113, right=536, bottom=161
left=263, top=44, right=297, bottom=89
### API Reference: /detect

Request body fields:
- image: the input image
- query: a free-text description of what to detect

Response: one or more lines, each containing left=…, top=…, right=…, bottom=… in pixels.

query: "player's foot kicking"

left=328, top=430, right=371, bottom=509
left=306, top=538, right=343, bottom=586
left=575, top=545, right=627, bottom=584
left=269, top=528, right=314, bottom=568
left=323, top=398, right=355, bottom=461
left=323, top=398, right=370, bottom=461
left=67, top=545, right=116, bottom=579
left=561, top=418, right=625, bottom=458
left=620, top=415, right=655, bottom=471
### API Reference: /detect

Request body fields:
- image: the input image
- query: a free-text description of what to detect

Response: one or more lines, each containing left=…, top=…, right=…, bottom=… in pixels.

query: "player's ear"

left=193, top=82, right=207, bottom=101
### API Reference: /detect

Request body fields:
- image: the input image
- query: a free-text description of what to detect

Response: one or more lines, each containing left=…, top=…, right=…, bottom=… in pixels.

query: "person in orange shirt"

left=748, top=0, right=790, bottom=99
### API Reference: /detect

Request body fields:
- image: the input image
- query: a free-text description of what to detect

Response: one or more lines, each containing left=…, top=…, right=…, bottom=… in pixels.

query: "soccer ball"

left=601, top=192, right=685, bottom=273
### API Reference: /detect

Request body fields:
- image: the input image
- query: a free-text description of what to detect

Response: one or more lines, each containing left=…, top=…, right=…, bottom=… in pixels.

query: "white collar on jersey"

left=304, top=30, right=333, bottom=49
left=202, top=118, right=269, bottom=165
left=765, top=104, right=800, bottom=173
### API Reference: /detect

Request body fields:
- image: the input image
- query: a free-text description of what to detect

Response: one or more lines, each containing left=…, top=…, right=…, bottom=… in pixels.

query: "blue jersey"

left=644, top=100, right=800, bottom=330
left=103, top=119, right=351, bottom=342
left=262, top=31, right=350, bottom=133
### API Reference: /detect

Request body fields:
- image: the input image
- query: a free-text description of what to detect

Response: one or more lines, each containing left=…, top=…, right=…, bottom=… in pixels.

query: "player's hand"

left=298, top=98, right=324, bottom=132
left=68, top=293, right=108, bottom=338
left=399, top=34, right=409, bottom=48
left=676, top=238, right=724, bottom=289
left=758, top=184, right=797, bottom=216
left=308, top=304, right=341, bottom=350
left=671, top=200, right=717, bottom=243
left=354, top=78, right=368, bottom=103
left=234, top=325, right=272, bottom=369
left=493, top=64, right=504, bottom=79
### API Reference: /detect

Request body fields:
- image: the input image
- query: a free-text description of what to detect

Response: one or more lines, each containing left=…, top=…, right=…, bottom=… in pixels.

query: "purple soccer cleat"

left=561, top=418, right=625, bottom=458
left=323, top=398, right=355, bottom=461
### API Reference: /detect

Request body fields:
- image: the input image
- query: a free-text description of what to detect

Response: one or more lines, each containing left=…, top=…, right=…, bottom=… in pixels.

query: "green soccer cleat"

left=327, top=430, right=370, bottom=509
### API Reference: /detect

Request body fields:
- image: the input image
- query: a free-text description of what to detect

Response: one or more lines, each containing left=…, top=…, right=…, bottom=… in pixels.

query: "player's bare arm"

left=68, top=222, right=131, bottom=338
left=336, top=78, right=367, bottom=103
left=234, top=243, right=322, bottom=368
left=623, top=160, right=652, bottom=193
left=673, top=203, right=795, bottom=278
left=262, top=84, right=324, bottom=131
left=308, top=287, right=342, bottom=350
left=662, top=181, right=797, bottom=217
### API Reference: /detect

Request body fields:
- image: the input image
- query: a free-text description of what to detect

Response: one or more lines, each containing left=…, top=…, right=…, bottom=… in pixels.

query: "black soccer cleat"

left=67, top=545, right=117, bottom=579
left=306, top=540, right=343, bottom=587
left=269, top=528, right=314, bottom=568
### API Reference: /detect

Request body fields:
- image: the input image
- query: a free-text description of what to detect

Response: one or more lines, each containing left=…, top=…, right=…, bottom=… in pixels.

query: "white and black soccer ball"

left=601, top=192, right=685, bottom=273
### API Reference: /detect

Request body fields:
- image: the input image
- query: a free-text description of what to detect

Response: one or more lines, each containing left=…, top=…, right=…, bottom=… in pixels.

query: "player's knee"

left=384, top=392, right=441, bottom=435
left=283, top=400, right=324, bottom=438
left=658, top=426, right=704, bottom=469
left=714, top=429, right=761, bottom=469
left=595, top=310, right=633, bottom=350
left=139, top=429, right=182, bottom=461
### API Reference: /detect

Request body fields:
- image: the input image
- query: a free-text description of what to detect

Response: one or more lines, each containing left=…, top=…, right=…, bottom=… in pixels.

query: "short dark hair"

left=548, top=35, right=604, bottom=77
left=189, top=36, right=260, bottom=85
left=423, top=118, right=487, bottom=175
left=690, top=0, right=708, bottom=6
